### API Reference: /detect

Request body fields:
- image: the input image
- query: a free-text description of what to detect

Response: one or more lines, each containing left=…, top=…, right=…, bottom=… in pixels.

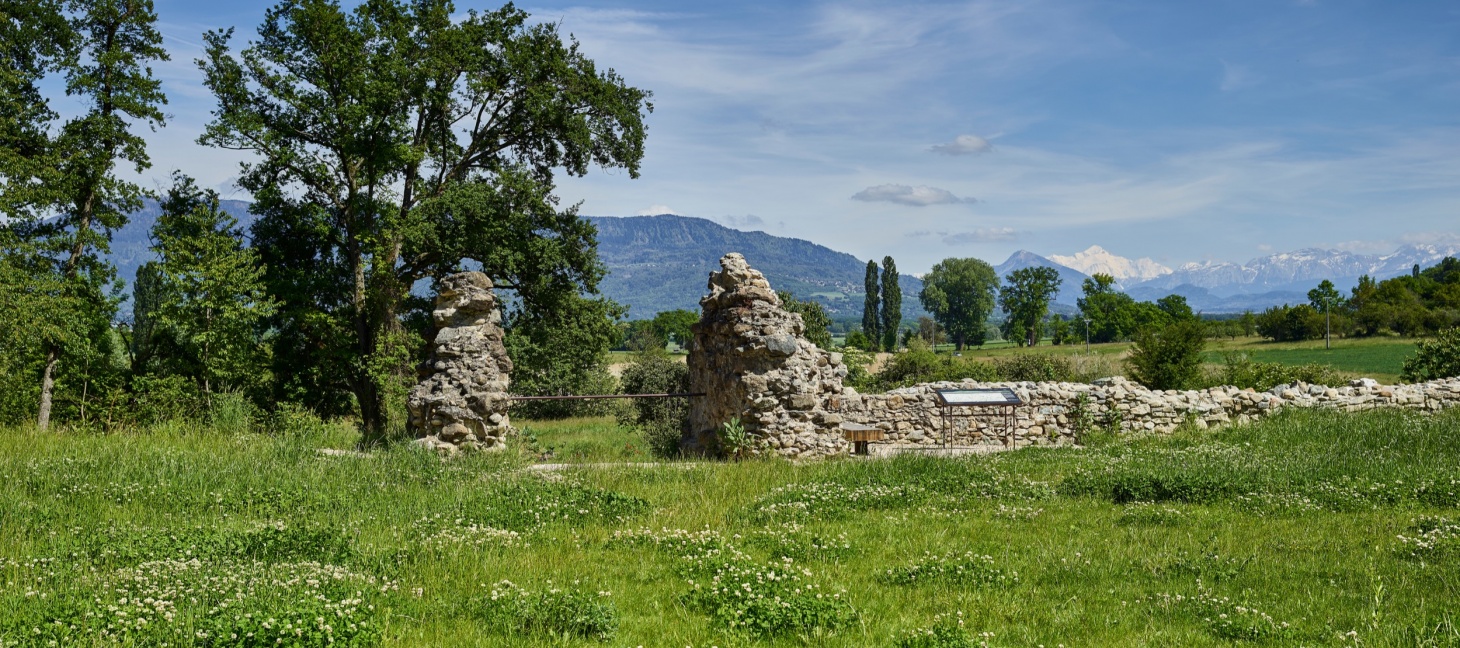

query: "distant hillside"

left=102, top=208, right=927, bottom=321
left=588, top=215, right=926, bottom=319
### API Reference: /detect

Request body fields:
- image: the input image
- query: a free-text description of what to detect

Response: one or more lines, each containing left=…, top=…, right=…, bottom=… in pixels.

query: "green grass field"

left=5, top=409, right=1460, bottom=646
left=923, top=335, right=1419, bottom=384
left=1200, top=337, right=1417, bottom=383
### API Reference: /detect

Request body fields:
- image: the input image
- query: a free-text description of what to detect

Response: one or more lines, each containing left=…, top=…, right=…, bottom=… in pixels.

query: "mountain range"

left=95, top=205, right=1459, bottom=318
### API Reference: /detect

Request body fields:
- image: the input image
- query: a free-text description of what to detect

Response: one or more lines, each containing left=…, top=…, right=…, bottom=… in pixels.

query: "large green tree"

left=198, top=0, right=652, bottom=442
left=880, top=256, right=901, bottom=352
left=918, top=258, right=999, bottom=351
left=1076, top=273, right=1139, bottom=344
left=651, top=309, right=698, bottom=349
left=862, top=259, right=880, bottom=348
left=998, top=266, right=1061, bottom=347
left=1, top=0, right=168, bottom=430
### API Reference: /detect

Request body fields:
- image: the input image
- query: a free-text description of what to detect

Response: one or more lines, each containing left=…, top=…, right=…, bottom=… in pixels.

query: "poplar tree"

left=862, top=260, right=880, bottom=350
left=880, top=256, right=901, bottom=351
left=1, top=0, right=168, bottom=430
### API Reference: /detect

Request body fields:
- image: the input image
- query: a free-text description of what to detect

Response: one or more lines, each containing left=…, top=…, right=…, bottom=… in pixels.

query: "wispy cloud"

left=851, top=184, right=976, bottom=206
left=713, top=214, right=766, bottom=230
left=943, top=228, right=1017, bottom=244
left=930, top=134, right=993, bottom=155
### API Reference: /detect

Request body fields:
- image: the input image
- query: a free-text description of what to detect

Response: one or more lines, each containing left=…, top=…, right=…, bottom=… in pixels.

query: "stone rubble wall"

left=408, top=272, right=514, bottom=454
left=686, top=253, right=850, bottom=459
left=832, top=375, right=1460, bottom=450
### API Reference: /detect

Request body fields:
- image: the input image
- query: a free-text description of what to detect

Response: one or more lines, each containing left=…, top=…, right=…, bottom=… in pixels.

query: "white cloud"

left=943, top=228, right=1017, bottom=244
left=851, top=184, right=975, bottom=207
left=1399, top=231, right=1460, bottom=247
left=930, top=134, right=993, bottom=155
left=636, top=204, right=679, bottom=216
left=713, top=214, right=766, bottom=230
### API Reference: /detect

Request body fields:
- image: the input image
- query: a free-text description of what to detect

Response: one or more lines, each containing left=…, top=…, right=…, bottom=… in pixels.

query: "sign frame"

left=931, top=387, right=1024, bottom=448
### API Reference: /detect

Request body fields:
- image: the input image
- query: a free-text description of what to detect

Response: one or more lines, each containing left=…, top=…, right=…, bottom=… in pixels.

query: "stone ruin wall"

left=686, top=253, right=851, bottom=459
left=408, top=272, right=514, bottom=454
left=836, top=376, right=1460, bottom=450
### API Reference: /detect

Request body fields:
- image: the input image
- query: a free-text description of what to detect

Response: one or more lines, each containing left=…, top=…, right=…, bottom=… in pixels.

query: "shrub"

left=838, top=345, right=877, bottom=390
left=993, top=354, right=1074, bottom=382
left=1402, top=327, right=1460, bottom=382
left=1209, top=352, right=1348, bottom=391
left=844, top=329, right=877, bottom=352
left=1126, top=320, right=1206, bottom=390
left=264, top=401, right=331, bottom=438
left=876, top=345, right=998, bottom=390
left=615, top=354, right=689, bottom=457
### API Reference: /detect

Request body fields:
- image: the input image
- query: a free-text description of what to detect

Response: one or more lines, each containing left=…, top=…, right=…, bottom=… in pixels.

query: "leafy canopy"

left=999, top=266, right=1061, bottom=347
left=919, top=258, right=999, bottom=351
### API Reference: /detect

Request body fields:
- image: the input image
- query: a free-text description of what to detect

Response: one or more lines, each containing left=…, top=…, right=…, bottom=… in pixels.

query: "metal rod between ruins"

left=507, top=393, right=706, bottom=401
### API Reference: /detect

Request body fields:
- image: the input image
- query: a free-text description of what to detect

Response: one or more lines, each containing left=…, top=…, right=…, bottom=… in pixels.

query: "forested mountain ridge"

left=104, top=207, right=926, bottom=320
left=587, top=215, right=925, bottom=319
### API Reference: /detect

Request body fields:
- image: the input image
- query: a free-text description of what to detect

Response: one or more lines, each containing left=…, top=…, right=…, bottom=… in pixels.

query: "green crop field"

left=1201, top=337, right=1418, bottom=384
left=5, top=409, right=1460, bottom=647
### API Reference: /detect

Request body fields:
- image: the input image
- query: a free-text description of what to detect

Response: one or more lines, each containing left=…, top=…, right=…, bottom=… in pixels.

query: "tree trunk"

left=36, top=346, right=59, bottom=430
left=1027, top=325, right=1038, bottom=348
left=350, top=242, right=387, bottom=446
left=955, top=332, right=965, bottom=352
left=37, top=190, right=96, bottom=430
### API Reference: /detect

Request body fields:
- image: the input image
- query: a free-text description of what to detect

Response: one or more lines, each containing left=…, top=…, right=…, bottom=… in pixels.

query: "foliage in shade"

left=505, top=293, right=623, bottom=420
left=863, top=259, right=880, bottom=346
left=919, top=258, right=999, bottom=350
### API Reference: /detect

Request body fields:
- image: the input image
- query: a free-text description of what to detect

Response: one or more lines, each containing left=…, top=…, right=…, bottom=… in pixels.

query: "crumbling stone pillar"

left=408, top=272, right=514, bottom=454
left=686, top=253, right=850, bottom=459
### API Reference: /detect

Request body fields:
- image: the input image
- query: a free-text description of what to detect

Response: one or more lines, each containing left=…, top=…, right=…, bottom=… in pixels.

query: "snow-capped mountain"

left=1130, top=243, right=1460, bottom=296
left=1049, top=245, right=1172, bottom=282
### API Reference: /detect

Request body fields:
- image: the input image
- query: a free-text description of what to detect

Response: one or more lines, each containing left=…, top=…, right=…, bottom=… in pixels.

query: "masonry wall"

left=829, top=376, right=1460, bottom=450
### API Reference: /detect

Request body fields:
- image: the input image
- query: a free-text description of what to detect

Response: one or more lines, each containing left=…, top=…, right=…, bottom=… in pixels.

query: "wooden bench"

left=841, top=422, right=884, bottom=456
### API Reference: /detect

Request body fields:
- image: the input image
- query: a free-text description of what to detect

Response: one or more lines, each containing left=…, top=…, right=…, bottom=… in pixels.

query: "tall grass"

left=4, top=409, right=1460, bottom=645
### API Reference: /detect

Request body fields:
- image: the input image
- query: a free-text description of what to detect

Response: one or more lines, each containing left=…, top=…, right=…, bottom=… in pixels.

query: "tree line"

left=0, top=0, right=653, bottom=438
left=1255, top=262, right=1460, bottom=342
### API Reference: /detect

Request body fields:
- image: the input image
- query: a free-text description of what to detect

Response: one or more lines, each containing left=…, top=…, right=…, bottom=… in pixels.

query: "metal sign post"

left=933, top=387, right=1024, bottom=448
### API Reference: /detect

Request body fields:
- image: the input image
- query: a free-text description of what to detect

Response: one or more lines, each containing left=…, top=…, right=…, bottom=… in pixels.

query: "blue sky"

left=120, top=0, right=1460, bottom=273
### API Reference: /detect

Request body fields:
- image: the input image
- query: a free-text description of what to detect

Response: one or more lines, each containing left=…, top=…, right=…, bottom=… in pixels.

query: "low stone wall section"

left=833, top=376, right=1460, bottom=450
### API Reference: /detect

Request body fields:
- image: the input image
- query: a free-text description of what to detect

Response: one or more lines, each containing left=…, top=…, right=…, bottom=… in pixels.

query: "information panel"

left=934, top=388, right=1023, bottom=406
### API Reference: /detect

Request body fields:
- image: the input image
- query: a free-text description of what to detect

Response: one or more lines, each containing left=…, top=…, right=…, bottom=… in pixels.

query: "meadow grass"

left=4, top=409, right=1460, bottom=646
